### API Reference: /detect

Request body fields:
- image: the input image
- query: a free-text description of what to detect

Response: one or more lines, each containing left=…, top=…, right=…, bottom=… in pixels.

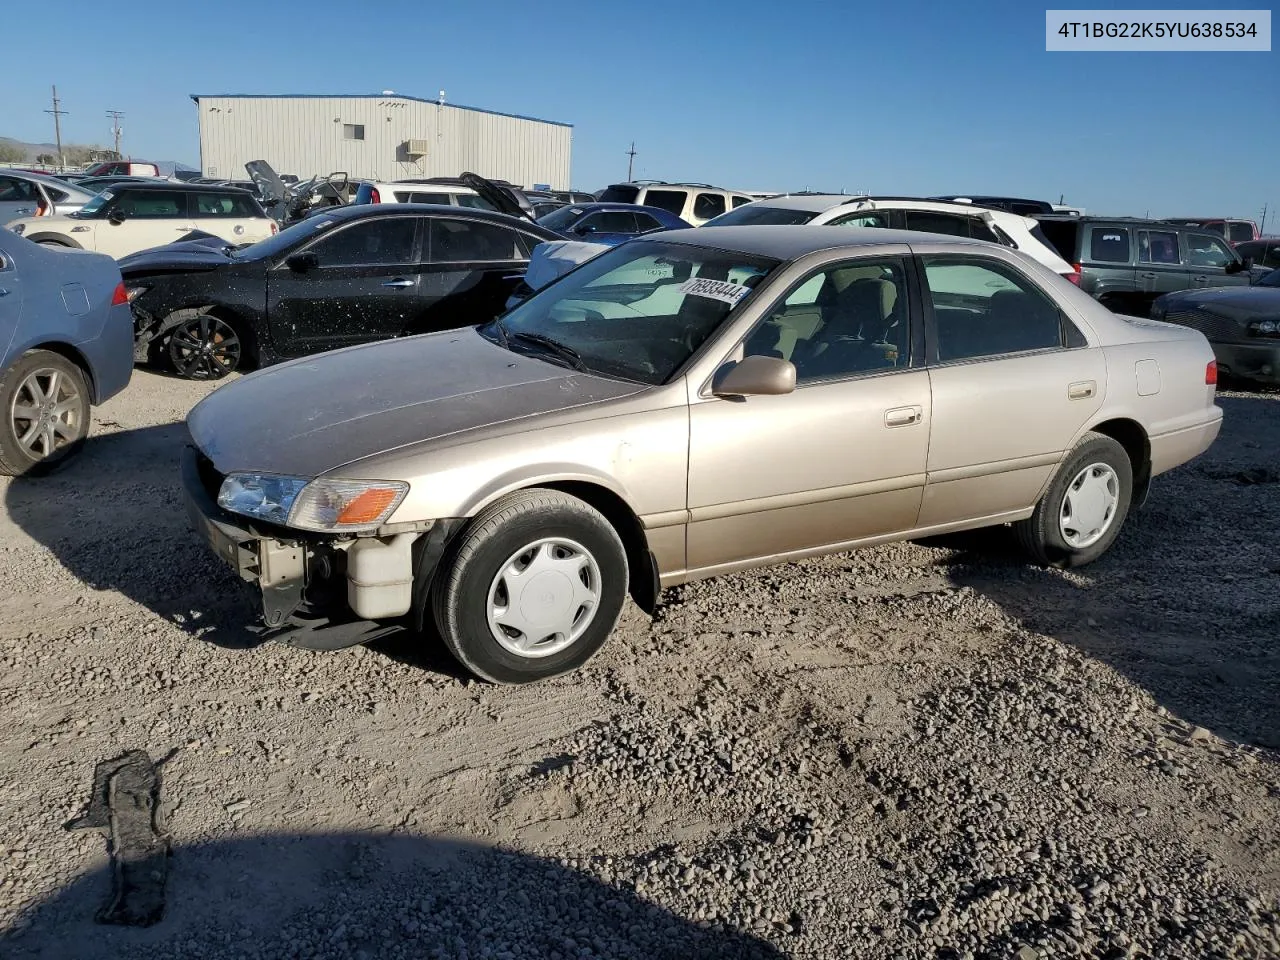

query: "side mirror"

left=107, top=209, right=126, bottom=225
left=1224, top=259, right=1244, bottom=274
left=286, top=252, right=319, bottom=273
left=712, top=355, right=797, bottom=398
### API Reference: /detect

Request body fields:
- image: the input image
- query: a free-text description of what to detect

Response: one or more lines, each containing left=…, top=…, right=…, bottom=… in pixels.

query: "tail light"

left=369, top=187, right=381, bottom=204
left=111, top=282, right=128, bottom=306
left=1065, top=264, right=1082, bottom=285
left=1205, top=360, right=1218, bottom=386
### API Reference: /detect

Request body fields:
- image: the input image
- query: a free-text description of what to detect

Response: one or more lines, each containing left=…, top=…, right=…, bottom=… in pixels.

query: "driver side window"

left=742, top=260, right=911, bottom=383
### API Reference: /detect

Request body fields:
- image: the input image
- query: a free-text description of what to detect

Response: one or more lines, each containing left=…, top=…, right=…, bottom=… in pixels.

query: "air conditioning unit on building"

left=404, top=139, right=430, bottom=157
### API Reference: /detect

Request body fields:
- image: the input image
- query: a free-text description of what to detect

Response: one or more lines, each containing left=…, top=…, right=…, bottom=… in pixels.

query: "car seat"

left=792, top=278, right=897, bottom=378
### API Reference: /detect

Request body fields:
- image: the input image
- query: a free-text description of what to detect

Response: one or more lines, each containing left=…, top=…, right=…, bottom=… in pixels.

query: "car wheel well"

left=28, top=235, right=79, bottom=249
left=25, top=342, right=96, bottom=402
left=539, top=481, right=661, bottom=614
left=1089, top=417, right=1151, bottom=506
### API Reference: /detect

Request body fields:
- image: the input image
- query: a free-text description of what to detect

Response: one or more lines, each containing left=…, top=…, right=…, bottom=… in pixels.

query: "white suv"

left=596, top=181, right=758, bottom=226
left=8, top=182, right=276, bottom=258
left=353, top=180, right=499, bottom=210
left=705, top=195, right=1078, bottom=280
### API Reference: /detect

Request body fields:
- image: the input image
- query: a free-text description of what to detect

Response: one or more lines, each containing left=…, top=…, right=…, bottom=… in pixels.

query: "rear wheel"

left=431, top=489, right=628, bottom=684
left=0, top=350, right=91, bottom=476
left=164, top=309, right=243, bottom=380
left=1014, top=432, right=1133, bottom=568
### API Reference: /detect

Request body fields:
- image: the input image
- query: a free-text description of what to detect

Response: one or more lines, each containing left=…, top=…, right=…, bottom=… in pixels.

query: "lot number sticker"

left=680, top=278, right=752, bottom=305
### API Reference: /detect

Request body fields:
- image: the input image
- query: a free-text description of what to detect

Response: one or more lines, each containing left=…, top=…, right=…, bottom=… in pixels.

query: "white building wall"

left=195, top=95, right=572, bottom=189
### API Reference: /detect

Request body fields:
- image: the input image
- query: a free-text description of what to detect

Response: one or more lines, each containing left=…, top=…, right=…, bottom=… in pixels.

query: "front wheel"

left=431, top=489, right=628, bottom=684
left=164, top=309, right=243, bottom=380
left=0, top=350, right=91, bottom=476
left=1014, top=432, right=1133, bottom=568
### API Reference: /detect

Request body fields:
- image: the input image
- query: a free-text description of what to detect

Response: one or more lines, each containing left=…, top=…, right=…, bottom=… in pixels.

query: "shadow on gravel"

left=3, top=423, right=261, bottom=648
left=4, top=832, right=784, bottom=960
left=934, top=394, right=1280, bottom=751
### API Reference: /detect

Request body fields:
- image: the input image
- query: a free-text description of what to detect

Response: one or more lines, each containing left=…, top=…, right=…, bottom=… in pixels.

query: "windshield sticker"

left=679, top=277, right=751, bottom=305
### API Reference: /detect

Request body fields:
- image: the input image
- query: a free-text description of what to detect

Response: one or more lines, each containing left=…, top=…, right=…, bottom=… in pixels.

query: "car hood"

left=118, top=238, right=236, bottom=273
left=1162, top=285, right=1280, bottom=318
left=186, top=327, right=645, bottom=478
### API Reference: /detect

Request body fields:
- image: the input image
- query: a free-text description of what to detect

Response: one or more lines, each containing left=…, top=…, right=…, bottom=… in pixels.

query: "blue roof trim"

left=189, top=94, right=572, bottom=128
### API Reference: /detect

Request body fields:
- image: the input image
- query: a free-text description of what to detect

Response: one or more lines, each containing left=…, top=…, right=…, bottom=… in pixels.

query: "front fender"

left=457, top=463, right=639, bottom=519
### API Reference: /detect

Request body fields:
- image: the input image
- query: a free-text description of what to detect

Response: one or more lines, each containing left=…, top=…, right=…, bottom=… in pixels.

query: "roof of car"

left=655, top=224, right=984, bottom=260
left=5, top=169, right=95, bottom=191
left=110, top=180, right=254, bottom=194
left=1038, top=214, right=1221, bottom=227
left=311, top=203, right=559, bottom=234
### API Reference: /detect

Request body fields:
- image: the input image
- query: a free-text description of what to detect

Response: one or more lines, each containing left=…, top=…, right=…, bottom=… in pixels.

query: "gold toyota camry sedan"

left=182, top=226, right=1223, bottom=683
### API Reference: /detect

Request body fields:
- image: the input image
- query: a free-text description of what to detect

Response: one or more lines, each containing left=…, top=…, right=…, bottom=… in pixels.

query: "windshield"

left=538, top=205, right=588, bottom=231
left=76, top=189, right=114, bottom=217
left=231, top=214, right=339, bottom=260
left=485, top=239, right=780, bottom=385
left=703, top=204, right=819, bottom=227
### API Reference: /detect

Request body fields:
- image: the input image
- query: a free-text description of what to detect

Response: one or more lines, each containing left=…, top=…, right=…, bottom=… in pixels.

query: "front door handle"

left=1068, top=380, right=1096, bottom=400
left=381, top=278, right=414, bottom=288
left=884, top=405, right=922, bottom=427
left=1139, top=272, right=1156, bottom=279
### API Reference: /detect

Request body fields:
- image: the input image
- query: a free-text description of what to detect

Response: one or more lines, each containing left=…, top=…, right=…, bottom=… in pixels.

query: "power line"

left=107, top=110, right=124, bottom=159
left=626, top=142, right=637, bottom=181
left=45, top=85, right=68, bottom=171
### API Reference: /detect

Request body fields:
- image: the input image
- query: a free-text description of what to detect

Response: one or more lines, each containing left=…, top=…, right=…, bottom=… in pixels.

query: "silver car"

left=0, top=230, right=134, bottom=475
left=182, top=227, right=1223, bottom=684
left=0, top=171, right=96, bottom=225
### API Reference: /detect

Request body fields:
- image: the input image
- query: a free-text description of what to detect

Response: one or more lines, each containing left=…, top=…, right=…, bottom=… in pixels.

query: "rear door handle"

left=884, top=405, right=922, bottom=427
left=381, top=278, right=415, bottom=288
left=1068, top=380, right=1096, bottom=400
left=1139, top=272, right=1156, bottom=279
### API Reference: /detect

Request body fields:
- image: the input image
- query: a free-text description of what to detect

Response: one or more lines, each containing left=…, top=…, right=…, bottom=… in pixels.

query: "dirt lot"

left=1, top=369, right=1277, bottom=960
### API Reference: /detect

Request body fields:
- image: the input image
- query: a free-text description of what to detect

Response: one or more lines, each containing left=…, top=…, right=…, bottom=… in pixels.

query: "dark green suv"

left=1035, top=216, right=1253, bottom=317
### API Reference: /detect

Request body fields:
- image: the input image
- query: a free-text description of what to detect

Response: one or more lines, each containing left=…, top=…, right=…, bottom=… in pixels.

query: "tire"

left=163, top=308, right=244, bottom=380
left=0, top=350, right=91, bottom=477
left=1014, top=431, right=1133, bottom=568
left=431, top=489, right=628, bottom=684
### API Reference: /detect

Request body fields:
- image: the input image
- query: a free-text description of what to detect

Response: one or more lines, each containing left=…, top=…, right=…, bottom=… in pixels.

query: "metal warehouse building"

left=192, top=93, right=572, bottom=190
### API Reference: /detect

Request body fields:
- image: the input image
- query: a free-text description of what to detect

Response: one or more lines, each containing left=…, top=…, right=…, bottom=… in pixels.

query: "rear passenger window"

left=397, top=191, right=451, bottom=205
left=904, top=212, right=970, bottom=237
left=455, top=194, right=497, bottom=211
left=1090, top=228, right=1130, bottom=263
left=923, top=257, right=1070, bottom=363
left=830, top=212, right=890, bottom=229
left=194, top=193, right=260, bottom=217
left=584, top=211, right=638, bottom=233
left=642, top=190, right=688, bottom=216
left=1138, top=230, right=1180, bottom=264
left=1228, top=222, right=1254, bottom=244
left=633, top=212, right=665, bottom=232
left=732, top=196, right=754, bottom=208
left=967, top=218, right=1001, bottom=243
left=693, top=193, right=727, bottom=221
left=431, top=218, right=521, bottom=262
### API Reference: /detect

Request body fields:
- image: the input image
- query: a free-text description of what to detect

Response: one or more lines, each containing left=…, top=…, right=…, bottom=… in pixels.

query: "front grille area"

left=1164, top=308, right=1246, bottom=343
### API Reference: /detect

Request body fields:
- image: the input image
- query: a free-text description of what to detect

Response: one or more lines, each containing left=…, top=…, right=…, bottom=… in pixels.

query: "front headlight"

left=216, top=473, right=409, bottom=532
left=11, top=224, right=25, bottom=236
left=218, top=473, right=309, bottom=525
left=125, top=284, right=150, bottom=302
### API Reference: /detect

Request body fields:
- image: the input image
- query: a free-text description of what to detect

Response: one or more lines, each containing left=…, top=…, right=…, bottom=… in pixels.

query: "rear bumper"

left=1149, top=410, right=1223, bottom=478
left=1211, top=341, right=1280, bottom=386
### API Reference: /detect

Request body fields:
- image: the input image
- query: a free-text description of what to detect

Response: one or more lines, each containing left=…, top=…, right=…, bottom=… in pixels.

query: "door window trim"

left=716, top=254, right=924, bottom=390
left=917, top=253, right=1089, bottom=367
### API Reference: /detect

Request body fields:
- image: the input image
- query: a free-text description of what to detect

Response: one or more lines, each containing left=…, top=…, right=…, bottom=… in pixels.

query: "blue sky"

left=1, top=0, right=1274, bottom=221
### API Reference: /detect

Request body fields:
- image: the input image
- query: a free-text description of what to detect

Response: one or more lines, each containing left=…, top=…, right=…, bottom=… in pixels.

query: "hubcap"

left=10, top=367, right=81, bottom=460
left=486, top=537, right=602, bottom=658
left=169, top=314, right=241, bottom=380
left=1059, top=462, right=1120, bottom=549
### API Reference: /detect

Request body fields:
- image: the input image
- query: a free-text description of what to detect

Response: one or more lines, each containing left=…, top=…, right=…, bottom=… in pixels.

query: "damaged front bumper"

left=180, top=446, right=450, bottom=649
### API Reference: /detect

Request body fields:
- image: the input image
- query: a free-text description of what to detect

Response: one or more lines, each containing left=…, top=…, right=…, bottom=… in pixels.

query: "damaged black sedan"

left=120, top=205, right=561, bottom=379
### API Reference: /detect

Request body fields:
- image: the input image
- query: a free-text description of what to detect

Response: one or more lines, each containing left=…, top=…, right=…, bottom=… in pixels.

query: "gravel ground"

left=0, top=369, right=1277, bottom=959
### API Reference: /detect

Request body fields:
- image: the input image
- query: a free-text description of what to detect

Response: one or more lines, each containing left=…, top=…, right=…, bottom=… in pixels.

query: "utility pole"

left=107, top=110, right=124, bottom=159
left=45, top=85, right=68, bottom=171
left=626, top=141, right=637, bottom=181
